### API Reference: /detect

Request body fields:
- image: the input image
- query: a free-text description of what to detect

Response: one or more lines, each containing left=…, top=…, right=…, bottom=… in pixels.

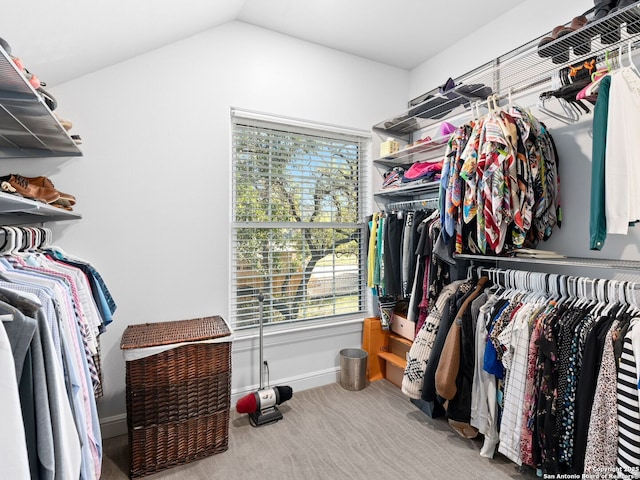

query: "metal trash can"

left=339, top=348, right=368, bottom=391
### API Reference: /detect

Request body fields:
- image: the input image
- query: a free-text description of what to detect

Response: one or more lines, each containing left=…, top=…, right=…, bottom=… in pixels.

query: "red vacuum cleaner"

left=236, top=293, right=293, bottom=427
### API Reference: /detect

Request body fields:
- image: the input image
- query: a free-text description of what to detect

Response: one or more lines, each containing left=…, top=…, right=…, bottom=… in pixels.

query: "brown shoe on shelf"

left=0, top=174, right=60, bottom=204
left=562, top=15, right=591, bottom=56
left=538, top=25, right=573, bottom=64
left=538, top=15, right=591, bottom=63
left=50, top=203, right=73, bottom=211
left=23, top=175, right=76, bottom=207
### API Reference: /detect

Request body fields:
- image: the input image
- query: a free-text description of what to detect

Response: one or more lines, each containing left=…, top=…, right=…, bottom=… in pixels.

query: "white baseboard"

left=100, top=413, right=128, bottom=439
left=100, top=367, right=341, bottom=440
left=230, top=366, right=339, bottom=404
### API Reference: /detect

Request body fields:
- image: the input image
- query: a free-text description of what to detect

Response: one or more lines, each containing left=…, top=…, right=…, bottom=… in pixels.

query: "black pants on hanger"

left=384, top=213, right=403, bottom=297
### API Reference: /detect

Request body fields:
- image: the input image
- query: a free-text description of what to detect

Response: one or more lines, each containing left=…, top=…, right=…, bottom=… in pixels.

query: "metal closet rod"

left=471, top=266, right=640, bottom=308
left=385, top=197, right=439, bottom=211
left=456, top=253, right=640, bottom=271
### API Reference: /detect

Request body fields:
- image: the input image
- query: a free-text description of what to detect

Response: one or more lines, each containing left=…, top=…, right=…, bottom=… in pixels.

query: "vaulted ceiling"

left=1, top=0, right=526, bottom=86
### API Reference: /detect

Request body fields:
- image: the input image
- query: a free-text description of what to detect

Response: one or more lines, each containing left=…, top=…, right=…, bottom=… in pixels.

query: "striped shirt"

left=617, top=319, right=640, bottom=477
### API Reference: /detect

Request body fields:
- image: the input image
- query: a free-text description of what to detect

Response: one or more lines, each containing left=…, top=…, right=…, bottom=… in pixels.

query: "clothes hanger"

left=582, top=277, right=596, bottom=309
left=492, top=268, right=507, bottom=297
left=619, top=43, right=626, bottom=70
left=616, top=280, right=631, bottom=316
left=6, top=226, right=26, bottom=257
left=21, top=227, right=31, bottom=251
left=524, top=272, right=542, bottom=303
left=28, top=227, right=39, bottom=251
left=577, top=51, right=612, bottom=101
left=0, top=226, right=16, bottom=255
left=0, top=227, right=8, bottom=254
left=590, top=278, right=604, bottom=317
left=627, top=39, right=640, bottom=77
left=587, top=278, right=598, bottom=308
left=469, top=101, right=479, bottom=122
left=478, top=266, right=492, bottom=283
left=594, top=279, right=609, bottom=316
left=17, top=227, right=43, bottom=264
left=580, top=277, right=596, bottom=309
left=573, top=277, right=586, bottom=308
left=628, top=282, right=640, bottom=316
left=505, top=269, right=521, bottom=300
left=506, top=87, right=531, bottom=119
left=491, top=95, right=500, bottom=113
left=601, top=279, right=619, bottom=316
left=523, top=271, right=535, bottom=300
left=537, top=93, right=581, bottom=125
left=558, top=274, right=567, bottom=302
left=12, top=227, right=24, bottom=255
left=562, top=276, right=580, bottom=309
left=467, top=264, right=475, bottom=280
left=539, top=272, right=550, bottom=300
left=42, top=227, right=52, bottom=248
left=505, top=88, right=518, bottom=115
left=546, top=273, right=558, bottom=301
left=579, top=69, right=609, bottom=100
left=603, top=48, right=615, bottom=72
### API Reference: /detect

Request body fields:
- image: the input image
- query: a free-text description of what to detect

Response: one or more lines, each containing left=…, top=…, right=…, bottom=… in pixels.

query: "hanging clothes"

left=0, top=227, right=116, bottom=480
left=604, top=68, right=640, bottom=236
left=368, top=207, right=448, bottom=336
left=440, top=105, right=561, bottom=255
left=401, top=280, right=464, bottom=400
left=583, top=319, right=620, bottom=475
left=404, top=268, right=640, bottom=478
left=589, top=74, right=611, bottom=251
left=590, top=62, right=640, bottom=250
left=617, top=318, right=640, bottom=477
left=0, top=316, right=30, bottom=479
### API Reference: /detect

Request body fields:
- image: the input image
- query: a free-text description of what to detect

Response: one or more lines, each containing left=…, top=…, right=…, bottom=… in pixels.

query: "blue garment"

left=45, top=253, right=111, bottom=328
left=483, top=302, right=508, bottom=379
left=439, top=150, right=453, bottom=244
left=48, top=250, right=117, bottom=317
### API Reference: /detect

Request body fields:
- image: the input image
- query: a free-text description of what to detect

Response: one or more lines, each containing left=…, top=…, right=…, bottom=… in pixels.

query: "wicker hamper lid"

left=120, top=315, right=231, bottom=350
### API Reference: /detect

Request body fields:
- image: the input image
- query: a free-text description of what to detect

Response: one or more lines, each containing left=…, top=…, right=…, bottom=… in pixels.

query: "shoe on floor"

left=448, top=419, right=479, bottom=439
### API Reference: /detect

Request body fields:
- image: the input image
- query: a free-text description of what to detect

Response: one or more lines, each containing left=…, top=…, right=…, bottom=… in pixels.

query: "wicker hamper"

left=120, top=316, right=232, bottom=478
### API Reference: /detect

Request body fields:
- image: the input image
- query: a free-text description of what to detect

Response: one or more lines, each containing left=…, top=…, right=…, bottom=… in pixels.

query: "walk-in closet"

left=369, top=2, right=640, bottom=478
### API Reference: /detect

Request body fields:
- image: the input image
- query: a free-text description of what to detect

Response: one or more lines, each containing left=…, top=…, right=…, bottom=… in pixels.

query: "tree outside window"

left=231, top=113, right=369, bottom=329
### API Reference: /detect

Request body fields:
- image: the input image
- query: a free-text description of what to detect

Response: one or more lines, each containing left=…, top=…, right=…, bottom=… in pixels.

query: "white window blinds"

left=231, top=110, right=370, bottom=329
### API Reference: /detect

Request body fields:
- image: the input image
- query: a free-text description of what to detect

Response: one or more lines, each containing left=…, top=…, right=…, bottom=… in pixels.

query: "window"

left=231, top=110, right=370, bottom=329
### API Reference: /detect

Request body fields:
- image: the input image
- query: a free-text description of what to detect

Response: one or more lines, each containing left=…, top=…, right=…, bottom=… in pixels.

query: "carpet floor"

left=101, top=380, right=536, bottom=479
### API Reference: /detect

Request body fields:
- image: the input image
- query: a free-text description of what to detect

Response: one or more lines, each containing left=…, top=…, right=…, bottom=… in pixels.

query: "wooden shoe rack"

left=362, top=317, right=413, bottom=388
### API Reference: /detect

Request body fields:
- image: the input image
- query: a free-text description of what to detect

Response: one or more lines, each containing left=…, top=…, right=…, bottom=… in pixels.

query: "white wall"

left=24, top=21, right=408, bottom=437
